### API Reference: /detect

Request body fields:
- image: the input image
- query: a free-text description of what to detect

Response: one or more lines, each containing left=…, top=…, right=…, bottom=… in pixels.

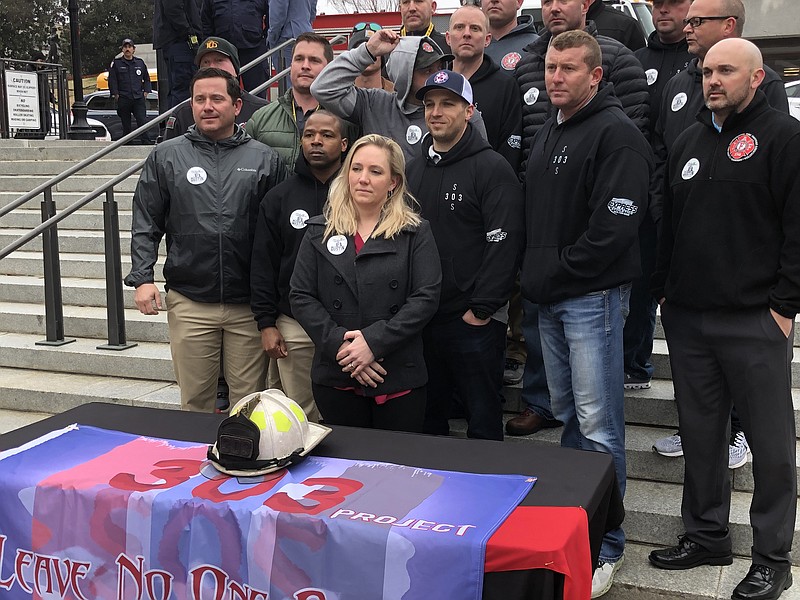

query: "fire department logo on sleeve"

left=727, top=133, right=758, bottom=162
left=501, top=52, right=521, bottom=70
left=422, top=42, right=434, bottom=53
left=433, top=71, right=449, bottom=84
left=607, top=198, right=638, bottom=217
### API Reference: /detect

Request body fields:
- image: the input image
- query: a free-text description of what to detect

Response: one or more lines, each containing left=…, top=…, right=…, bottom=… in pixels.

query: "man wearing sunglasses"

left=648, top=0, right=790, bottom=469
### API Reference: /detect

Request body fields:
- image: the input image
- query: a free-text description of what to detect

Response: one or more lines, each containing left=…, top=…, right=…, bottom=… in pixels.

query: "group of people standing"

left=124, top=0, right=800, bottom=599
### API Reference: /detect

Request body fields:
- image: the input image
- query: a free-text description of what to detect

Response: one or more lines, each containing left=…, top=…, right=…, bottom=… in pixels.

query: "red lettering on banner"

left=110, top=459, right=202, bottom=491
left=117, top=553, right=173, bottom=600
left=15, top=550, right=33, bottom=593
left=192, top=472, right=284, bottom=503
left=264, top=477, right=363, bottom=515
left=0, top=536, right=15, bottom=590
left=189, top=565, right=269, bottom=600
left=294, top=589, right=327, bottom=600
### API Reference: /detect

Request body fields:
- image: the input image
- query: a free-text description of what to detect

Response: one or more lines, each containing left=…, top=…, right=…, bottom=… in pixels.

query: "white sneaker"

left=653, top=432, right=683, bottom=457
left=591, top=556, right=624, bottom=598
left=729, top=430, right=749, bottom=469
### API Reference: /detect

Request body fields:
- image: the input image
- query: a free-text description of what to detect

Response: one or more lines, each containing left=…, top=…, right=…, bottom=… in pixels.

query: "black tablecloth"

left=0, top=403, right=624, bottom=600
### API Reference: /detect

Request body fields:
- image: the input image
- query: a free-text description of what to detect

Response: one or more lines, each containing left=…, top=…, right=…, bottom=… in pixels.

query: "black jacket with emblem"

left=124, top=124, right=288, bottom=303
left=251, top=152, right=336, bottom=330
left=652, top=92, right=800, bottom=317
left=650, top=57, right=789, bottom=224
left=153, top=0, right=202, bottom=50
left=289, top=216, right=442, bottom=395
left=406, top=123, right=524, bottom=319
left=108, top=56, right=152, bottom=99
left=469, top=55, right=523, bottom=172
left=484, top=15, right=539, bottom=73
left=522, top=82, right=652, bottom=304
left=634, top=32, right=692, bottom=140
left=514, top=22, right=650, bottom=169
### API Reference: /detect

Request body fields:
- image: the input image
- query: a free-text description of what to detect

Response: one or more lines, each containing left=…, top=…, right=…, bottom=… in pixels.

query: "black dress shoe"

left=648, top=534, right=733, bottom=570
left=732, top=564, right=792, bottom=600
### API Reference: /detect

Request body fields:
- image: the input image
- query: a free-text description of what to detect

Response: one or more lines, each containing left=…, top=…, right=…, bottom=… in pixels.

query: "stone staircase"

left=0, top=139, right=799, bottom=599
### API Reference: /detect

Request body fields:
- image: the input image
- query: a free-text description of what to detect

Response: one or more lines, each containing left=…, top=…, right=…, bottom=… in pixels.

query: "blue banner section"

left=0, top=425, right=535, bottom=600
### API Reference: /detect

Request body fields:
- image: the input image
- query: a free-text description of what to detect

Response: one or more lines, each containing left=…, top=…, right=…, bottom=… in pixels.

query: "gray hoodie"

left=311, top=36, right=487, bottom=162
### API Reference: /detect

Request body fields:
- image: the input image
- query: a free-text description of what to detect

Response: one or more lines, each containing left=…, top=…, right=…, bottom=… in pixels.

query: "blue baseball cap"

left=415, top=70, right=473, bottom=104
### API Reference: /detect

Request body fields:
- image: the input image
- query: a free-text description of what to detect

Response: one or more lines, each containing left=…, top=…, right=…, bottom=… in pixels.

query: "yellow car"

left=96, top=68, right=158, bottom=91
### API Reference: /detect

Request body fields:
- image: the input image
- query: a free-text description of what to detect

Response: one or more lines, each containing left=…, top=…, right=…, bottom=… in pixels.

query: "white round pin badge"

left=671, top=92, right=688, bottom=112
left=406, top=125, right=422, bottom=145
left=681, top=158, right=700, bottom=180
left=646, top=69, right=658, bottom=86
left=289, top=209, right=310, bottom=229
left=524, top=87, right=540, bottom=106
left=186, top=167, right=208, bottom=185
left=327, top=235, right=348, bottom=256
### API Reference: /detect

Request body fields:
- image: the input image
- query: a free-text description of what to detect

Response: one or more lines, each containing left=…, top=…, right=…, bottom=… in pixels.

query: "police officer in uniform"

left=108, top=38, right=152, bottom=144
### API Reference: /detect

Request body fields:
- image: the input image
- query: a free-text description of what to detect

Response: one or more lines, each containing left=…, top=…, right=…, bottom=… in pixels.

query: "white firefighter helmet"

left=207, top=389, right=331, bottom=476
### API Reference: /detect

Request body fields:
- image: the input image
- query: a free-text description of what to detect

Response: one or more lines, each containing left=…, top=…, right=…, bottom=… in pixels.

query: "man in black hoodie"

left=649, top=39, right=800, bottom=600
left=522, top=31, right=651, bottom=598
left=447, top=4, right=522, bottom=170
left=250, top=110, right=348, bottom=423
left=407, top=70, right=524, bottom=441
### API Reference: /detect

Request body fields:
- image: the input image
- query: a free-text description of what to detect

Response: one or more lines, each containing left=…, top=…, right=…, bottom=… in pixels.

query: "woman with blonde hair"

left=290, top=134, right=441, bottom=432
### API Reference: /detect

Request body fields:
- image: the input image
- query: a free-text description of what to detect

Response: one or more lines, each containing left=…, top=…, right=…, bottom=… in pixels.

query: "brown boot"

left=505, top=408, right=562, bottom=436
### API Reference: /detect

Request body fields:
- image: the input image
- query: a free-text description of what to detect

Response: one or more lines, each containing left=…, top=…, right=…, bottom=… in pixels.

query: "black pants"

left=312, top=384, right=426, bottom=433
left=662, top=303, right=796, bottom=569
left=117, top=96, right=148, bottom=143
left=422, top=316, right=506, bottom=440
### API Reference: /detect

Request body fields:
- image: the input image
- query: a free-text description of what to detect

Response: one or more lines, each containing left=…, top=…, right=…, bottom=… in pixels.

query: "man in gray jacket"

left=311, top=27, right=487, bottom=162
left=125, top=68, right=288, bottom=412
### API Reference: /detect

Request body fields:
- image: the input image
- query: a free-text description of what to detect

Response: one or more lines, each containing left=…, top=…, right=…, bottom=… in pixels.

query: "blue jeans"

left=521, top=300, right=555, bottom=420
left=539, top=285, right=630, bottom=563
left=423, top=315, right=506, bottom=440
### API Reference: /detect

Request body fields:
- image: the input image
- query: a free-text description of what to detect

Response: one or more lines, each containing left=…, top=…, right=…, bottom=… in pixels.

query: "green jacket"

left=246, top=89, right=360, bottom=173
left=246, top=89, right=301, bottom=171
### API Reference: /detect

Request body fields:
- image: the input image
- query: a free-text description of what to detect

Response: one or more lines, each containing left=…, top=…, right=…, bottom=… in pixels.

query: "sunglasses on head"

left=353, top=22, right=382, bottom=33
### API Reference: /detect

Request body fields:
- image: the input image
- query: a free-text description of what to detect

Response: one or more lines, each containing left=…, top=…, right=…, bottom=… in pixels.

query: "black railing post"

left=97, top=189, right=136, bottom=351
left=36, top=188, right=75, bottom=346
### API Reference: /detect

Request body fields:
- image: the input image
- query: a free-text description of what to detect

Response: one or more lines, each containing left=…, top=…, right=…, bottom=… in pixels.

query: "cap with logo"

left=415, top=69, right=474, bottom=104
left=121, top=38, right=135, bottom=48
left=414, top=37, right=455, bottom=71
left=195, top=36, right=242, bottom=75
left=349, top=22, right=382, bottom=50
left=207, top=389, right=331, bottom=477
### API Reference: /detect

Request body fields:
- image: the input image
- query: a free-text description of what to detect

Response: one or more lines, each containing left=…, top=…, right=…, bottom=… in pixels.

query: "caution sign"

left=4, top=70, right=41, bottom=129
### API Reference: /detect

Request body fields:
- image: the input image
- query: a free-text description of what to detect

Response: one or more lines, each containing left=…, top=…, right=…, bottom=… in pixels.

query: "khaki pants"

left=275, top=314, right=320, bottom=422
left=166, top=290, right=267, bottom=412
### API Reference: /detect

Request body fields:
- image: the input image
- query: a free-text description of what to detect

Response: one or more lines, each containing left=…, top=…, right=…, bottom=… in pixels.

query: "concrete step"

left=0, top=366, right=179, bottom=415
left=0, top=174, right=139, bottom=193
left=0, top=208, right=133, bottom=231
left=0, top=158, right=148, bottom=176
left=605, top=542, right=800, bottom=599
left=0, top=250, right=164, bottom=280
left=625, top=478, right=800, bottom=564
left=0, top=190, right=135, bottom=210
left=0, top=301, right=169, bottom=343
left=0, top=274, right=158, bottom=307
left=0, top=140, right=151, bottom=162
left=0, top=228, right=131, bottom=255
left=0, top=332, right=174, bottom=382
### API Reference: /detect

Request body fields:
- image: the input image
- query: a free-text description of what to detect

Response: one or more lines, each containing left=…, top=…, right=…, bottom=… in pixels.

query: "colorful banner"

left=0, top=425, right=535, bottom=600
